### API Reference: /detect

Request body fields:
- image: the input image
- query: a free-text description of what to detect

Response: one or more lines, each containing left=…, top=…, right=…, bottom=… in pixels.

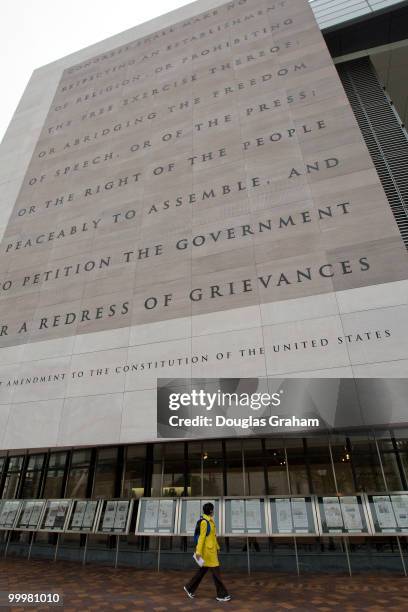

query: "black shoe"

left=184, top=586, right=195, bottom=599
left=216, top=595, right=231, bottom=601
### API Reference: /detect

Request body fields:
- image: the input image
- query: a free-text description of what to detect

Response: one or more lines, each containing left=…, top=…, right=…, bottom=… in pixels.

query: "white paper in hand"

left=193, top=553, right=204, bottom=567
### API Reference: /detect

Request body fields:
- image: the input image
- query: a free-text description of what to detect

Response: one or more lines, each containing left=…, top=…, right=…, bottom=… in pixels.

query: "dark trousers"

left=185, top=565, right=229, bottom=598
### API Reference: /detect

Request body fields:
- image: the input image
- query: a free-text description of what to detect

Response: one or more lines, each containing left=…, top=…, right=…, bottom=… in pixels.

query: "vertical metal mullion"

left=346, top=438, right=359, bottom=491
left=243, top=448, right=252, bottom=571
left=38, top=451, right=50, bottom=499
left=374, top=435, right=388, bottom=491
left=303, top=439, right=313, bottom=494
left=328, top=439, right=339, bottom=493
left=242, top=441, right=246, bottom=497
left=200, top=442, right=204, bottom=497
left=222, top=440, right=227, bottom=496
left=142, top=444, right=153, bottom=555
left=61, top=450, right=72, bottom=498
left=261, top=439, right=269, bottom=496
left=144, top=444, right=153, bottom=497
left=391, top=432, right=408, bottom=490
left=86, top=448, right=97, bottom=498
left=284, top=446, right=291, bottom=495
left=184, top=442, right=188, bottom=497
left=160, top=454, right=165, bottom=496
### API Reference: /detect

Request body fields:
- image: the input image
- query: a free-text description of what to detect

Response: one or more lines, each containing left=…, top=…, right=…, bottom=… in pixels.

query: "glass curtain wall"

left=1, top=432, right=408, bottom=500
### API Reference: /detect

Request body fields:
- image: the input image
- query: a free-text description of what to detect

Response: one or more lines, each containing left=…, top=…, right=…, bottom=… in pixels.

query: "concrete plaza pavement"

left=1, top=559, right=408, bottom=611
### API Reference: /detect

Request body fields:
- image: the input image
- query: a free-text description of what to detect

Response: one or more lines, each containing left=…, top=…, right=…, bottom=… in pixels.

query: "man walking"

left=184, top=502, right=231, bottom=602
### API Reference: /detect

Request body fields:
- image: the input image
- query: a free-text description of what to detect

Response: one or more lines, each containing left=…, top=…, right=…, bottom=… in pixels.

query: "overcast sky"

left=0, top=0, right=192, bottom=143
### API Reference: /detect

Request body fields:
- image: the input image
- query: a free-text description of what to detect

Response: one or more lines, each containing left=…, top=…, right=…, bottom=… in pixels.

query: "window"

left=329, top=436, right=355, bottom=494
left=21, top=454, right=45, bottom=498
left=225, top=440, right=243, bottom=496
left=376, top=433, right=404, bottom=491
left=43, top=453, right=67, bottom=498
left=93, top=447, right=118, bottom=498
left=202, top=440, right=224, bottom=496
left=243, top=439, right=266, bottom=496
left=187, top=442, right=203, bottom=497
left=306, top=437, right=335, bottom=495
left=2, top=456, right=24, bottom=499
left=66, top=450, right=92, bottom=498
left=151, top=443, right=186, bottom=497
left=162, top=443, right=186, bottom=497
left=264, top=440, right=289, bottom=495
left=123, top=445, right=146, bottom=498
left=349, top=436, right=385, bottom=491
left=286, top=440, right=310, bottom=495
left=151, top=444, right=164, bottom=497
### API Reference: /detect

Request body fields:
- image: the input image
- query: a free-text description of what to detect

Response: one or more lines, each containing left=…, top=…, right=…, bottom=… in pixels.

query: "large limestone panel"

left=58, top=393, right=123, bottom=446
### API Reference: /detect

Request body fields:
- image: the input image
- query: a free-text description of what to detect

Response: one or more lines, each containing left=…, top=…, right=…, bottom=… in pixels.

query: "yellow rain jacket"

left=195, top=513, right=220, bottom=567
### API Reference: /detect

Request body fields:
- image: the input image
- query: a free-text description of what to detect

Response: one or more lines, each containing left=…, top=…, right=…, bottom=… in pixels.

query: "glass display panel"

left=67, top=500, right=99, bottom=532
left=0, top=500, right=21, bottom=529
left=40, top=499, right=71, bottom=531
left=270, top=496, right=317, bottom=534
left=368, top=493, right=408, bottom=534
left=97, top=500, right=132, bottom=534
left=15, top=500, right=46, bottom=530
left=224, top=498, right=267, bottom=535
left=179, top=498, right=220, bottom=534
left=317, top=495, right=369, bottom=534
left=136, top=498, right=177, bottom=534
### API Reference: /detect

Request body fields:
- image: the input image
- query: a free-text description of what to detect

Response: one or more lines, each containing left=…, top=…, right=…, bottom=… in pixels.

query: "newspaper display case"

left=268, top=495, right=319, bottom=536
left=14, top=500, right=46, bottom=531
left=38, top=499, right=73, bottom=533
left=0, top=500, right=22, bottom=530
left=365, top=492, right=408, bottom=535
left=222, top=497, right=269, bottom=536
left=0, top=493, right=406, bottom=574
left=177, top=498, right=221, bottom=535
left=135, top=497, right=178, bottom=535
left=316, top=494, right=372, bottom=536
left=65, top=500, right=101, bottom=533
left=95, top=499, right=134, bottom=535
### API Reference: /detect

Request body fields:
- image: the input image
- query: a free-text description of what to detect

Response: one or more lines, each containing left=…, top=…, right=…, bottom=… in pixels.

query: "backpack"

left=193, top=516, right=211, bottom=545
